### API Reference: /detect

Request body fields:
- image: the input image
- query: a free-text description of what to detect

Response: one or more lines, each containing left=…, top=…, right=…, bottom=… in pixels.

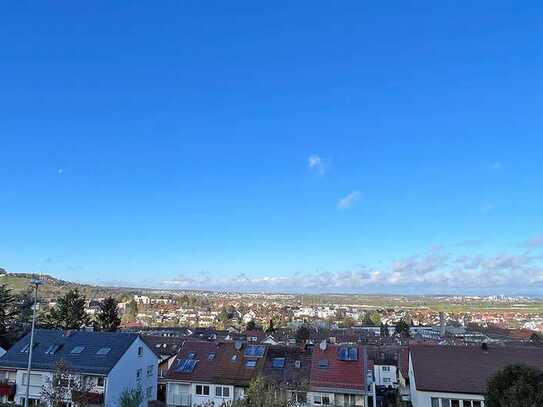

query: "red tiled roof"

left=166, top=341, right=220, bottom=383
left=310, top=344, right=366, bottom=392
left=213, top=342, right=267, bottom=386
left=411, top=345, right=543, bottom=395
left=398, top=348, right=409, bottom=379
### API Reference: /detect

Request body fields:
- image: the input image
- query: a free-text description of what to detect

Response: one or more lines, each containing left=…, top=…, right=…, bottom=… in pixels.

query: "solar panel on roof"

left=175, top=358, right=198, bottom=373
left=244, top=345, right=265, bottom=358
left=337, top=346, right=358, bottom=361
left=45, top=344, right=62, bottom=355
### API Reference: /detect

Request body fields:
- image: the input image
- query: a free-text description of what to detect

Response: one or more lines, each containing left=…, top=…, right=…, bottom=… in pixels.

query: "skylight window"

left=337, top=346, right=358, bottom=361
left=244, top=345, right=265, bottom=358
left=45, top=344, right=62, bottom=355
left=187, top=352, right=196, bottom=359
left=97, top=347, right=111, bottom=355
left=245, top=360, right=257, bottom=368
left=318, top=359, right=328, bottom=369
left=208, top=352, right=216, bottom=361
left=70, top=346, right=85, bottom=354
left=272, top=358, right=285, bottom=368
left=20, top=343, right=38, bottom=353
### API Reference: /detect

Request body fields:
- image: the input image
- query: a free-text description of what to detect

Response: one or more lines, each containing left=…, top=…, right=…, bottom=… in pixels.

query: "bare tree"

left=41, top=360, right=93, bottom=407
left=119, top=387, right=144, bottom=407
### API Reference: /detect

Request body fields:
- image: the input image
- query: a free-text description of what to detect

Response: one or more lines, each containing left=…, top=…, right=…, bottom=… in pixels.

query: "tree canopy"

left=486, top=364, right=543, bottom=407
left=47, top=289, right=90, bottom=330
left=97, top=296, right=121, bottom=332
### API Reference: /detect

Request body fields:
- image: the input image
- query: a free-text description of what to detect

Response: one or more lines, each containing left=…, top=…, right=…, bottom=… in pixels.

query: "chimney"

left=439, top=312, right=446, bottom=337
left=481, top=342, right=488, bottom=352
left=319, top=340, right=327, bottom=351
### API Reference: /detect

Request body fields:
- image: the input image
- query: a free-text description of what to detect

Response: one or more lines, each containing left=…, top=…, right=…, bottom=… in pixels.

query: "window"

left=383, top=378, right=390, bottom=383
left=208, top=352, right=216, bottom=361
left=147, top=365, right=154, bottom=376
left=146, top=387, right=152, bottom=399
left=318, top=359, right=329, bottom=369
left=382, top=366, right=390, bottom=372
left=291, top=392, right=307, bottom=404
left=70, top=346, right=85, bottom=354
left=245, top=360, right=257, bottom=368
left=272, top=358, right=285, bottom=368
left=314, top=395, right=330, bottom=405
left=441, top=399, right=451, bottom=407
left=195, top=385, right=210, bottom=395
left=97, top=377, right=105, bottom=387
left=451, top=401, right=460, bottom=407
left=137, top=369, right=142, bottom=379
left=472, top=402, right=482, bottom=407
left=187, top=352, right=196, bottom=359
left=215, top=386, right=230, bottom=398
left=295, top=360, right=301, bottom=369
left=20, top=343, right=38, bottom=353
left=45, top=344, right=62, bottom=355
left=138, top=346, right=143, bottom=356
left=96, top=347, right=111, bottom=355
left=431, top=398, right=439, bottom=407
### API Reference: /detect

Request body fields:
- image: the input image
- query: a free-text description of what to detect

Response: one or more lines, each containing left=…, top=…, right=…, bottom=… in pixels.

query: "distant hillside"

left=0, top=269, right=138, bottom=300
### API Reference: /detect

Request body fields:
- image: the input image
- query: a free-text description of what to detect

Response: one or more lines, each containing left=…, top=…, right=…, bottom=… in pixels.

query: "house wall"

left=408, top=354, right=484, bottom=407
left=106, top=337, right=159, bottom=407
left=166, top=381, right=236, bottom=407
left=373, top=365, right=397, bottom=388
left=0, top=347, right=6, bottom=358
left=15, top=369, right=52, bottom=405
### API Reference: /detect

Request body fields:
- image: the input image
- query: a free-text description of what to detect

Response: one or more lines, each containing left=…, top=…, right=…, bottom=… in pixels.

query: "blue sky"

left=1, top=2, right=542, bottom=294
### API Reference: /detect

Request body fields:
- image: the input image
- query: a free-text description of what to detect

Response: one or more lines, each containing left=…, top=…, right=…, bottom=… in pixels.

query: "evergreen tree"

left=97, top=296, right=121, bottom=332
left=295, top=325, right=311, bottom=343
left=395, top=319, right=411, bottom=338
left=486, top=364, right=543, bottom=407
left=0, top=284, right=17, bottom=348
left=48, top=289, right=90, bottom=330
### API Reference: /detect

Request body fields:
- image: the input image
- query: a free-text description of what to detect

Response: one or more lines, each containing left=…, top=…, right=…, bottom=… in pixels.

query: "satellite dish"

left=319, top=340, right=327, bottom=351
left=234, top=340, right=243, bottom=351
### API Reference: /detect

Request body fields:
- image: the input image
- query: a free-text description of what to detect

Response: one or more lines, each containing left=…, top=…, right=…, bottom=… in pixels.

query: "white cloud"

left=337, top=191, right=360, bottom=210
left=308, top=154, right=325, bottom=175
left=57, top=168, right=64, bottom=175
left=491, top=161, right=502, bottom=170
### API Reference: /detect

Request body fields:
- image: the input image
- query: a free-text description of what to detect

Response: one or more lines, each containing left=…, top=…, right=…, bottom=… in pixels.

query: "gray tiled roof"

left=0, top=329, right=139, bottom=375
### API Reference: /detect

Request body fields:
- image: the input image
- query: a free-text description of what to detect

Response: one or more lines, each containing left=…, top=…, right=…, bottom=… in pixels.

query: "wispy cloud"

left=490, top=161, right=502, bottom=170
left=155, top=246, right=543, bottom=295
left=308, top=154, right=325, bottom=175
left=523, top=235, right=543, bottom=248
left=337, top=191, right=360, bottom=210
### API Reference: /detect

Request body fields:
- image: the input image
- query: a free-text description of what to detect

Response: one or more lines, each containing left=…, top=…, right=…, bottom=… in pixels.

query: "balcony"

left=0, top=381, right=16, bottom=397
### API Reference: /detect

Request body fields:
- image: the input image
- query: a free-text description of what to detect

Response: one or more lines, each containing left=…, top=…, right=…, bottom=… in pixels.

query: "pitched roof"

left=141, top=335, right=184, bottom=359
left=310, top=344, right=367, bottom=393
left=263, top=346, right=312, bottom=389
left=410, top=345, right=543, bottom=395
left=213, top=342, right=267, bottom=386
left=165, top=341, right=220, bottom=383
left=398, top=348, right=409, bottom=379
left=0, top=329, right=140, bottom=375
